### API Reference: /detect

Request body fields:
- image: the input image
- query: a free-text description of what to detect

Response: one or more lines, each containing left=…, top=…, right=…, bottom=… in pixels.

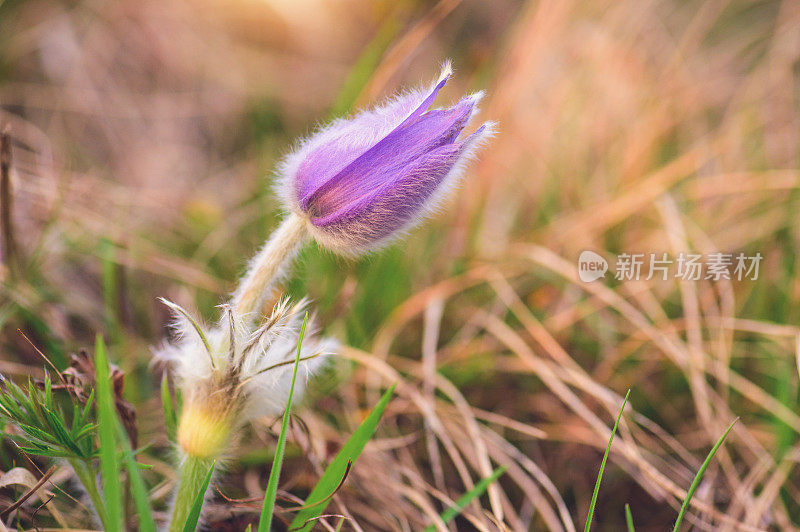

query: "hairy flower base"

left=156, top=298, right=330, bottom=460
left=158, top=298, right=330, bottom=531
left=177, top=397, right=237, bottom=460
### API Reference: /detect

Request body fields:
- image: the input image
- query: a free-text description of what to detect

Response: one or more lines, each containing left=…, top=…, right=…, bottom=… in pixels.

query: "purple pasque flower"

left=277, top=62, right=495, bottom=255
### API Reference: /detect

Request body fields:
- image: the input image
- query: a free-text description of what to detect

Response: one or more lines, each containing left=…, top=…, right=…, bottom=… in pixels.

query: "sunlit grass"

left=0, top=0, right=798, bottom=529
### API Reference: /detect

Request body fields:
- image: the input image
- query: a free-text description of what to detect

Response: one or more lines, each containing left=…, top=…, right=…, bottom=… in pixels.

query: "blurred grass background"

left=1, top=0, right=800, bottom=529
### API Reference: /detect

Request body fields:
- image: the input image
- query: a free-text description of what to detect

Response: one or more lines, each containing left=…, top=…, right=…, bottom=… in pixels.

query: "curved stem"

left=231, top=213, right=308, bottom=319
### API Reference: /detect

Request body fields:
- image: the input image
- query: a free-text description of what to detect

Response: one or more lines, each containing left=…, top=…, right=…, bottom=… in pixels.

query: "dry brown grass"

left=1, top=0, right=799, bottom=530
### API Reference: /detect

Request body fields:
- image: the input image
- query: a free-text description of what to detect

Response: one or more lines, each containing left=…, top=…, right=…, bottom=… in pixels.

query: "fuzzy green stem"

left=168, top=455, right=213, bottom=532
left=70, top=459, right=110, bottom=530
left=231, top=213, right=308, bottom=320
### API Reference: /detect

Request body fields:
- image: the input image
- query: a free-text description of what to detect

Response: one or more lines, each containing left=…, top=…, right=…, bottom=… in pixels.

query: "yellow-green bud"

left=177, top=398, right=235, bottom=460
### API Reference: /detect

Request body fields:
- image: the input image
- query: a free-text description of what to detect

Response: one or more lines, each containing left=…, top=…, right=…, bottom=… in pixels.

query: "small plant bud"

left=277, top=62, right=495, bottom=255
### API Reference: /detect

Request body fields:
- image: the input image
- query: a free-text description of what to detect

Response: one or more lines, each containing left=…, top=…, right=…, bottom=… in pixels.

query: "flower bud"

left=155, top=298, right=331, bottom=460
left=177, top=398, right=235, bottom=460
left=278, top=62, right=494, bottom=255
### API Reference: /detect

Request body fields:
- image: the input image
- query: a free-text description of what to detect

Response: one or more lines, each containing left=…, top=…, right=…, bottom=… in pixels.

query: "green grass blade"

left=72, top=390, right=94, bottom=434
left=289, top=383, right=397, bottom=531
left=17, top=423, right=57, bottom=445
left=624, top=503, right=635, bottom=532
left=116, top=419, right=156, bottom=532
left=73, top=423, right=97, bottom=446
left=258, top=313, right=308, bottom=532
left=672, top=418, right=738, bottom=532
left=0, top=386, right=27, bottom=422
left=77, top=389, right=95, bottom=429
left=18, top=447, right=75, bottom=458
left=182, top=460, right=215, bottom=532
left=584, top=389, right=630, bottom=532
left=161, top=374, right=178, bottom=442
left=41, top=405, right=84, bottom=456
left=99, top=237, right=119, bottom=333
left=26, top=380, right=46, bottom=425
left=422, top=466, right=507, bottom=532
left=95, top=334, right=123, bottom=532
left=42, top=372, right=52, bottom=408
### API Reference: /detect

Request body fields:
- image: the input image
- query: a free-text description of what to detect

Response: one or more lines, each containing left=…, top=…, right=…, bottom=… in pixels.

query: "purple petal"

left=301, top=94, right=479, bottom=218
left=292, top=70, right=452, bottom=204
left=310, top=125, right=486, bottom=248
left=394, top=72, right=451, bottom=129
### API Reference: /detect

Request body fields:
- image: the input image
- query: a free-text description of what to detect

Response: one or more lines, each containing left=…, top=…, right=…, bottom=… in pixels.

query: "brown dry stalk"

left=0, top=466, right=56, bottom=519
left=0, top=128, right=18, bottom=274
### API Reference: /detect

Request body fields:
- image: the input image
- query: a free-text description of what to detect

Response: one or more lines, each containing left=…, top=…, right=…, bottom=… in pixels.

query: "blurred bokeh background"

left=2, top=0, right=800, bottom=529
